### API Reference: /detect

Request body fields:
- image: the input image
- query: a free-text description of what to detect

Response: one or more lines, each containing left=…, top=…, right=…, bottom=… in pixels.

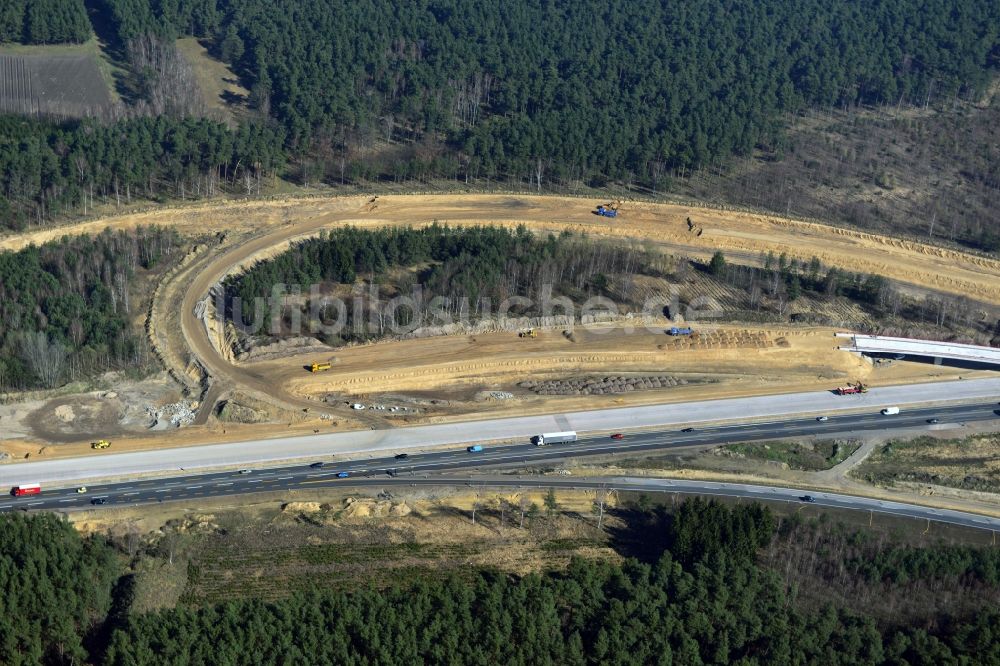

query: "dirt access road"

left=4, top=193, right=999, bottom=447
left=5, top=194, right=1000, bottom=304
left=170, top=195, right=1000, bottom=414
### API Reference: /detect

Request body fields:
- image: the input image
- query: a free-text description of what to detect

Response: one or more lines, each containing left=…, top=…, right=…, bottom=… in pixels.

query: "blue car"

left=467, top=445, right=484, bottom=453
left=336, top=471, right=350, bottom=478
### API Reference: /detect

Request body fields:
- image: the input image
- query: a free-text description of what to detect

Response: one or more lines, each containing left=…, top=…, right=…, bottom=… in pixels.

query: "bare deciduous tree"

left=18, top=332, right=66, bottom=388
left=593, top=485, right=610, bottom=530
left=126, top=35, right=206, bottom=118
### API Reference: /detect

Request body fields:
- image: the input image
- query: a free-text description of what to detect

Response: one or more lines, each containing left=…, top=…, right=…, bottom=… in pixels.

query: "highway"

left=4, top=377, right=1000, bottom=486
left=3, top=401, right=999, bottom=525
left=4, top=474, right=999, bottom=532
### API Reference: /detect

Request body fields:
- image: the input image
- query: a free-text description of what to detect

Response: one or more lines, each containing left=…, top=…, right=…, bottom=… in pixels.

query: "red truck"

left=11, top=484, right=41, bottom=497
left=835, top=383, right=868, bottom=395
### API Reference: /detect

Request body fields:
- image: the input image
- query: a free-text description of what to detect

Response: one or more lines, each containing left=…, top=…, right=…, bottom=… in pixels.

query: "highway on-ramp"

left=4, top=474, right=999, bottom=533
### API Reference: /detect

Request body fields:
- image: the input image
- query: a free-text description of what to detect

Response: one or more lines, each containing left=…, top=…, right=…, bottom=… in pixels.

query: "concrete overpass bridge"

left=837, top=333, right=1000, bottom=368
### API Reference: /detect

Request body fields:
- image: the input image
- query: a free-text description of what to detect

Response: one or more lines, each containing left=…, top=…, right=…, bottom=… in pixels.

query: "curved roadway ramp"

left=2, top=476, right=998, bottom=534
left=499, top=478, right=1000, bottom=533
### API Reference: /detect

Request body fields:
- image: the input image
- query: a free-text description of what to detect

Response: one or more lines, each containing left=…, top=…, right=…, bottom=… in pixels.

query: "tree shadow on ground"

left=605, top=507, right=671, bottom=563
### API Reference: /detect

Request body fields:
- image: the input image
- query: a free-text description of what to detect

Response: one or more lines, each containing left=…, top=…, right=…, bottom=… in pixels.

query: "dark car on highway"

left=309, top=462, right=325, bottom=469
left=394, top=453, right=409, bottom=460
left=800, top=495, right=816, bottom=503
left=336, top=472, right=350, bottom=478
left=927, top=418, right=940, bottom=424
left=681, top=427, right=694, bottom=433
left=611, top=433, right=624, bottom=440
left=91, top=497, right=108, bottom=505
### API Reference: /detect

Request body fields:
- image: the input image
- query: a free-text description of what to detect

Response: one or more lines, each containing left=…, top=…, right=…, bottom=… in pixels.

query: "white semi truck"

left=532, top=431, right=578, bottom=446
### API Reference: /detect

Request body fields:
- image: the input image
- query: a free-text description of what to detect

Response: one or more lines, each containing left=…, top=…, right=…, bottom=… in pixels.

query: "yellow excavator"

left=519, top=329, right=537, bottom=338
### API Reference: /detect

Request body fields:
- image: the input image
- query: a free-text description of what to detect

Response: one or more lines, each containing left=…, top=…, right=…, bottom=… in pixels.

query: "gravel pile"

left=519, top=375, right=685, bottom=396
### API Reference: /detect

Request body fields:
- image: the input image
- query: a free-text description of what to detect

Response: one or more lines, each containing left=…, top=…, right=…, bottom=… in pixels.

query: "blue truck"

left=595, top=205, right=618, bottom=218
left=467, top=445, right=484, bottom=453
left=667, top=327, right=693, bottom=336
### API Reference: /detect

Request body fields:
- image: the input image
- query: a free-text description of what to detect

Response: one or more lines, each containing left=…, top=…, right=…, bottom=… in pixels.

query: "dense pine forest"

left=228, top=226, right=991, bottom=346
left=0, top=114, right=284, bottom=229
left=0, top=227, right=179, bottom=391
left=5, top=500, right=1000, bottom=665
left=0, top=0, right=91, bottom=45
left=225, top=225, right=663, bottom=341
left=0, top=513, right=120, bottom=666
left=1, top=0, right=999, bottom=230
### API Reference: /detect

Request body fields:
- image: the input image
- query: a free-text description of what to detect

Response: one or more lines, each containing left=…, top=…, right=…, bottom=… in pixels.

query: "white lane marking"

left=123, top=492, right=138, bottom=496
left=59, top=499, right=75, bottom=503
left=215, top=482, right=233, bottom=487
left=186, top=486, right=202, bottom=490
left=155, top=489, right=169, bottom=493
left=247, top=480, right=262, bottom=484
left=276, top=476, right=293, bottom=480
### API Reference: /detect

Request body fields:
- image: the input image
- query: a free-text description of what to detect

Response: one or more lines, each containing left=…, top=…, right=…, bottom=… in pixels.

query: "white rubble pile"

left=147, top=401, right=197, bottom=428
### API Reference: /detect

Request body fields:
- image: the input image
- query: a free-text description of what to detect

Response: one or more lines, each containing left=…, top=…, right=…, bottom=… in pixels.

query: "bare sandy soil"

left=272, top=323, right=989, bottom=420
left=157, top=194, right=999, bottom=436
left=5, top=193, right=1000, bottom=304
left=70, top=487, right=621, bottom=605
left=2, top=194, right=994, bottom=458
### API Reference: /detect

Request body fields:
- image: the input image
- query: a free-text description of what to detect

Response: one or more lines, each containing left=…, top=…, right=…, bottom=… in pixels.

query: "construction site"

left=0, top=194, right=996, bottom=459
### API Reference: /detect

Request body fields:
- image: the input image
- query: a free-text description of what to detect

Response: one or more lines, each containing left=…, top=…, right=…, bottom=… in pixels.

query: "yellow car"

left=76, top=487, right=87, bottom=493
left=91, top=440, right=111, bottom=449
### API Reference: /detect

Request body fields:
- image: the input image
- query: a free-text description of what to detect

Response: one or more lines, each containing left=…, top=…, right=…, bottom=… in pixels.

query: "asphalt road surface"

left=4, top=474, right=998, bottom=532
left=3, top=401, right=999, bottom=530
left=4, top=377, right=1000, bottom=486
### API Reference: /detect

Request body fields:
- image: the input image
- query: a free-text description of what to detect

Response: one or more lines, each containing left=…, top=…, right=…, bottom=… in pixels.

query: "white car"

left=816, top=416, right=829, bottom=422
left=351, top=403, right=365, bottom=410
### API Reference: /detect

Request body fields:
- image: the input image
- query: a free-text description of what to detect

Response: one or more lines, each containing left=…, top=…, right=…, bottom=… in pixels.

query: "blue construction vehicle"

left=667, top=327, right=693, bottom=336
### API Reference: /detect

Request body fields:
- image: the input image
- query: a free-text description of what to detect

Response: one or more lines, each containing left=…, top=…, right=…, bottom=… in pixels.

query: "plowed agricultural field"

left=0, top=53, right=112, bottom=117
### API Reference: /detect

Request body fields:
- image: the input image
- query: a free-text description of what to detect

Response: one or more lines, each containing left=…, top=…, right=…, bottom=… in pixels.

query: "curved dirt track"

left=6, top=193, right=1000, bottom=303
left=6, top=193, right=999, bottom=426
